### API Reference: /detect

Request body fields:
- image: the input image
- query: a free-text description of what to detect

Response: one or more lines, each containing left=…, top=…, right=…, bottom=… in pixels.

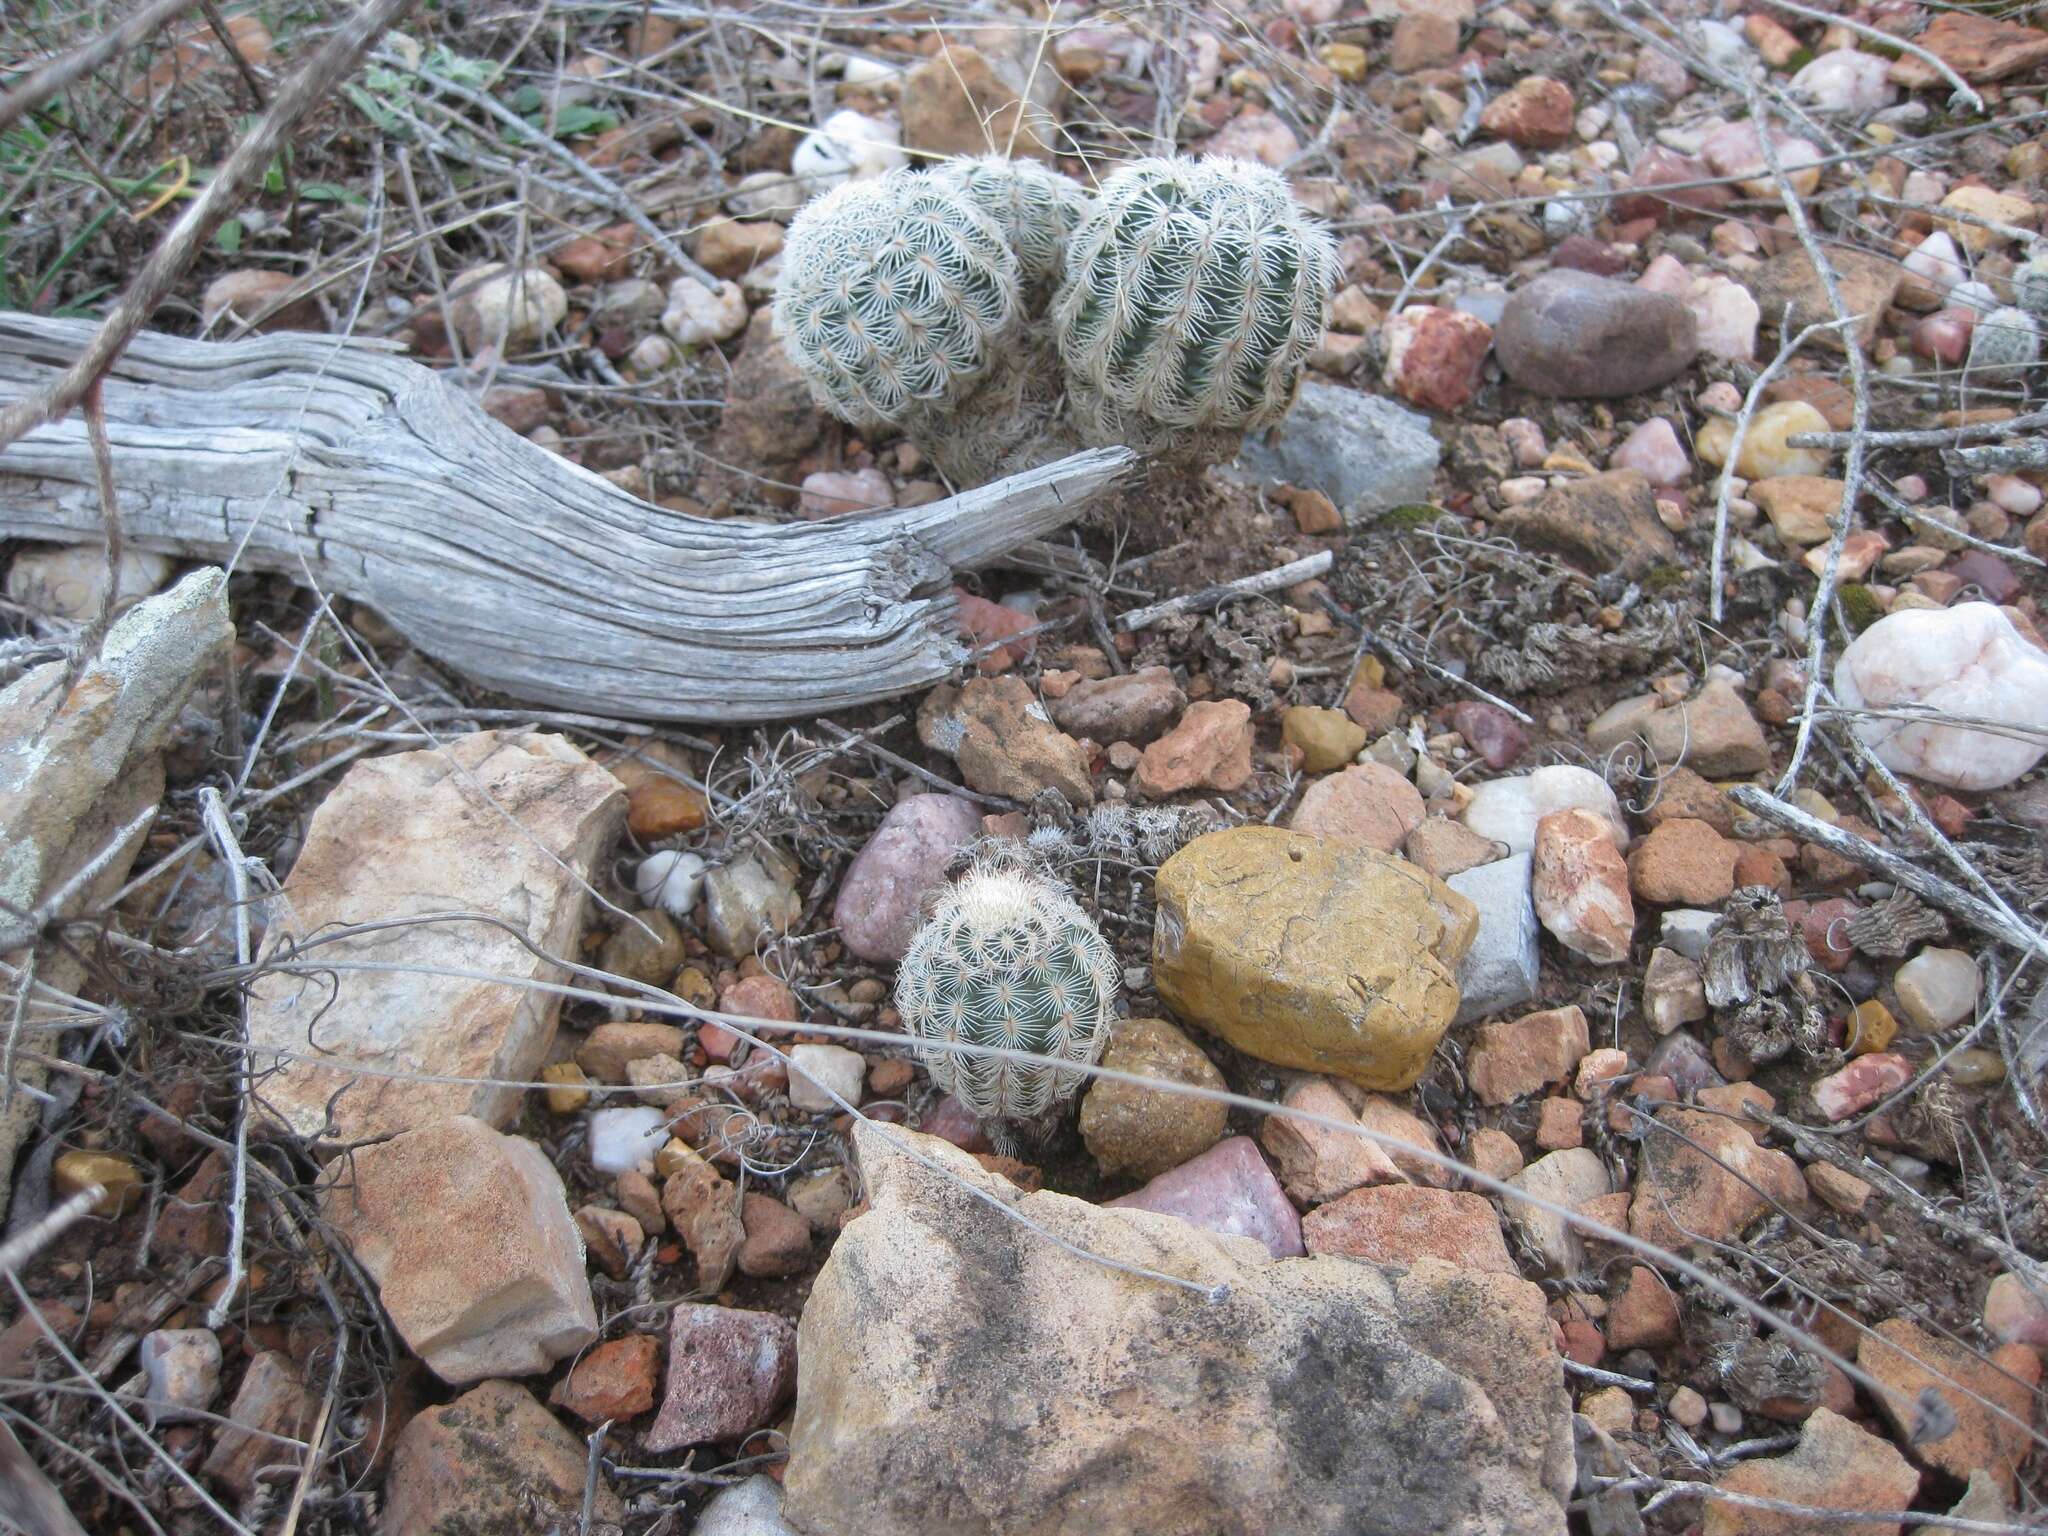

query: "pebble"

left=1532, top=808, right=1636, bottom=965
left=1812, top=1052, right=1912, bottom=1121
left=1448, top=701, right=1527, bottom=770
left=1152, top=827, right=1476, bottom=1091
left=1050, top=666, right=1186, bottom=744
left=549, top=1334, right=660, bottom=1423
left=1447, top=852, right=1542, bottom=1023
left=1288, top=761, right=1425, bottom=851
left=590, top=1106, right=671, bottom=1174
left=1627, top=818, right=1740, bottom=905
left=1807, top=1163, right=1873, bottom=1216
left=1789, top=48, right=1897, bottom=112
left=1629, top=1107, right=1805, bottom=1248
left=1938, top=184, right=2037, bottom=253
left=138, top=1328, right=222, bottom=1423
left=1642, top=679, right=1770, bottom=777
left=1607, top=1266, right=1680, bottom=1350
left=1405, top=816, right=1505, bottom=880
left=452, top=264, right=567, bottom=352
left=645, top=1305, right=798, bottom=1450
left=1614, top=145, right=1730, bottom=224
left=788, top=1043, right=866, bottom=1111
left=384, top=1381, right=620, bottom=1531
left=1948, top=1048, right=2005, bottom=1086
left=791, top=108, right=905, bottom=191
left=661, top=275, right=748, bottom=347
left=635, top=850, right=706, bottom=918
left=1500, top=418, right=1547, bottom=466
left=832, top=794, right=982, bottom=962
left=1505, top=1147, right=1611, bottom=1274
left=1231, top=380, right=1440, bottom=520
left=739, top=1192, right=812, bottom=1278
left=1259, top=1077, right=1405, bottom=1207
left=1206, top=109, right=1300, bottom=167
left=1281, top=705, right=1368, bottom=773
left=1834, top=604, right=2048, bottom=789
left=1468, top=1005, right=1591, bottom=1106
left=694, top=1476, right=801, bottom=1536
left=1751, top=475, right=1842, bottom=545
left=1380, top=305, right=1493, bottom=413
left=1696, top=400, right=1832, bottom=479
left=1609, top=417, right=1690, bottom=485
left=1303, top=1184, right=1517, bottom=1273
left=1903, top=230, right=1968, bottom=297
left=919, top=677, right=1094, bottom=805
left=1642, top=946, right=1709, bottom=1034
left=1985, top=1272, right=2048, bottom=1349
left=1106, top=1135, right=1304, bottom=1258
left=1493, top=271, right=1698, bottom=398
left=1645, top=1032, right=1724, bottom=1099
left=1461, top=764, right=1629, bottom=854
left=1137, top=700, right=1254, bottom=796
left=4, top=546, right=171, bottom=622
left=799, top=467, right=894, bottom=519
left=1848, top=1000, right=1898, bottom=1056
left=1700, top=120, right=1823, bottom=198
left=1079, top=1017, right=1229, bottom=1181
left=1892, top=946, right=1980, bottom=1031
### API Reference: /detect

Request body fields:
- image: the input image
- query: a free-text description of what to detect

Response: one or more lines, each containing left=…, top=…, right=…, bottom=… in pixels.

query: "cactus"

left=895, top=860, right=1119, bottom=1122
left=1053, top=157, right=1338, bottom=457
left=2013, top=251, right=2048, bottom=316
left=931, top=155, right=1088, bottom=295
left=1966, top=305, right=2042, bottom=383
left=774, top=171, right=1020, bottom=430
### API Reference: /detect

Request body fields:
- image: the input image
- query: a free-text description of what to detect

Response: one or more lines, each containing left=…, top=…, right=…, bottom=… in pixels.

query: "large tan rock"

left=380, top=1379, right=621, bottom=1535
left=248, top=730, right=623, bottom=1142
left=321, top=1116, right=597, bottom=1383
left=1859, top=1317, right=2040, bottom=1500
left=1153, top=827, right=1477, bottom=1091
left=784, top=1124, right=1574, bottom=1535
left=1706, top=1408, right=1918, bottom=1536
left=0, top=568, right=232, bottom=1215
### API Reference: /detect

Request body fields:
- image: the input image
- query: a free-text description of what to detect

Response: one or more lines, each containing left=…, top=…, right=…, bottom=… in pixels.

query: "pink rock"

left=799, top=467, right=894, bottom=519
left=1381, top=305, right=1492, bottom=413
left=1791, top=897, right=1859, bottom=973
left=1449, top=701, right=1528, bottom=770
left=1611, top=418, right=1691, bottom=486
left=1687, top=274, right=1759, bottom=363
left=644, top=1304, right=797, bottom=1450
left=1551, top=236, right=1628, bottom=276
left=719, top=973, right=797, bottom=1023
left=1913, top=309, right=1974, bottom=365
left=1136, top=700, right=1254, bottom=796
left=1949, top=550, right=2020, bottom=603
left=1259, top=1078, right=1405, bottom=1207
left=1804, top=529, right=1888, bottom=581
left=1301, top=1185, right=1516, bottom=1274
left=1903, top=230, right=1967, bottom=297
left=1205, top=109, right=1299, bottom=168
left=1468, top=1005, right=1592, bottom=1107
left=1107, top=1135, right=1304, bottom=1258
left=1050, top=666, right=1186, bottom=745
left=1986, top=474, right=2042, bottom=518
left=918, top=1093, right=992, bottom=1152
left=1812, top=1052, right=1912, bottom=1121
left=1288, top=762, right=1426, bottom=851
left=1636, top=253, right=1692, bottom=298
left=1531, top=808, right=1635, bottom=965
left=1613, top=146, right=1729, bottom=224
left=1985, top=1272, right=2048, bottom=1350
left=1700, top=120, right=1822, bottom=196
left=1500, top=418, right=1547, bottom=467
left=952, top=588, right=1036, bottom=673
left=1634, top=47, right=1691, bottom=101
left=832, top=794, right=983, bottom=962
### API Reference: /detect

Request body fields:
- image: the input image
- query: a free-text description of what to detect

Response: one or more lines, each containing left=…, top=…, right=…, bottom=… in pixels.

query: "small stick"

left=1116, top=551, right=1332, bottom=631
left=1789, top=410, right=2048, bottom=450
left=197, top=789, right=258, bottom=1330
left=0, top=1183, right=102, bottom=1274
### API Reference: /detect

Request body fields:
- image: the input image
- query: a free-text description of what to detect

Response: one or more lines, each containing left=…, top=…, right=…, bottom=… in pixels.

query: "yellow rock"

left=1848, top=1000, right=1897, bottom=1057
left=541, top=1061, right=592, bottom=1114
left=1351, top=655, right=1385, bottom=691
left=1318, top=42, right=1366, bottom=81
left=1695, top=401, right=1831, bottom=479
left=655, top=1137, right=702, bottom=1179
left=1152, top=827, right=1477, bottom=1091
left=53, top=1149, right=143, bottom=1217
left=1750, top=475, right=1843, bottom=545
left=1280, top=706, right=1367, bottom=774
left=1938, top=185, right=2038, bottom=254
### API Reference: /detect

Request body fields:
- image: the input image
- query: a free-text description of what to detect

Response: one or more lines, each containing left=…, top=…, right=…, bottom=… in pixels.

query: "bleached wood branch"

left=0, top=315, right=1136, bottom=722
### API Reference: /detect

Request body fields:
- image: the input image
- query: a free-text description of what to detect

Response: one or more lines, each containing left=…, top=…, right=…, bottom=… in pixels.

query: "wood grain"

left=0, top=314, right=1135, bottom=721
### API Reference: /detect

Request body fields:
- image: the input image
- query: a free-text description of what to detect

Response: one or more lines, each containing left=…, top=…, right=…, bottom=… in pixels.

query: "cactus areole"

left=895, top=863, right=1120, bottom=1123
left=773, top=154, right=1336, bottom=482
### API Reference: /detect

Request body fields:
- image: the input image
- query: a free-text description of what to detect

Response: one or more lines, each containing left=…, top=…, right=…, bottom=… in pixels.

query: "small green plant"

left=895, top=858, right=1119, bottom=1125
left=774, top=153, right=1336, bottom=483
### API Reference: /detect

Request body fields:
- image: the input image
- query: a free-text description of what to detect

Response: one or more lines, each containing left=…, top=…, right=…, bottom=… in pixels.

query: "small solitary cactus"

left=775, top=172, right=1020, bottom=431
left=1966, top=306, right=2042, bottom=383
left=2013, top=251, right=2048, bottom=316
left=1054, top=157, right=1338, bottom=458
left=895, top=860, right=1119, bottom=1123
left=773, top=153, right=1334, bottom=482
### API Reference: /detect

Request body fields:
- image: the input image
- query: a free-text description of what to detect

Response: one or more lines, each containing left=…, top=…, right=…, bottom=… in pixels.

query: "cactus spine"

left=895, top=862, right=1119, bottom=1122
left=774, top=172, right=1020, bottom=430
left=932, top=155, right=1088, bottom=295
left=1966, top=305, right=2042, bottom=383
left=1053, top=157, right=1338, bottom=453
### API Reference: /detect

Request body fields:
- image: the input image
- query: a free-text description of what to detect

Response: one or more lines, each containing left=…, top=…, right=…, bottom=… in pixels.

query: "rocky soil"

left=4, top=0, right=2048, bottom=1533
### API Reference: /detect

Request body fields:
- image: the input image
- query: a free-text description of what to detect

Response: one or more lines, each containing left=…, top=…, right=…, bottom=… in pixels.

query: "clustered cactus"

left=775, top=153, right=1336, bottom=482
left=894, top=857, right=1119, bottom=1124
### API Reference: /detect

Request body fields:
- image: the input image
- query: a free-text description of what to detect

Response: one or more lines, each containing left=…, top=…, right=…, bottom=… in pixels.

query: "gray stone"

left=1230, top=382, right=1440, bottom=520
left=1658, top=908, right=1720, bottom=961
left=832, top=793, right=982, bottom=962
left=696, top=1475, right=800, bottom=1535
left=1494, top=270, right=1698, bottom=399
left=704, top=844, right=802, bottom=957
left=1448, top=853, right=1540, bottom=1025
left=1505, top=1147, right=1612, bottom=1274
left=785, top=1123, right=1576, bottom=1536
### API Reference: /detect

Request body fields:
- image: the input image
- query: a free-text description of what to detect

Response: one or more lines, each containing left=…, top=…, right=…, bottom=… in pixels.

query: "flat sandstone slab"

left=249, top=730, right=623, bottom=1142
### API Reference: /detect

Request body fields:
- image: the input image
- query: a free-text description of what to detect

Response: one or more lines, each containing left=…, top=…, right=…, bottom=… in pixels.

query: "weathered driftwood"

left=0, top=314, right=1136, bottom=721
